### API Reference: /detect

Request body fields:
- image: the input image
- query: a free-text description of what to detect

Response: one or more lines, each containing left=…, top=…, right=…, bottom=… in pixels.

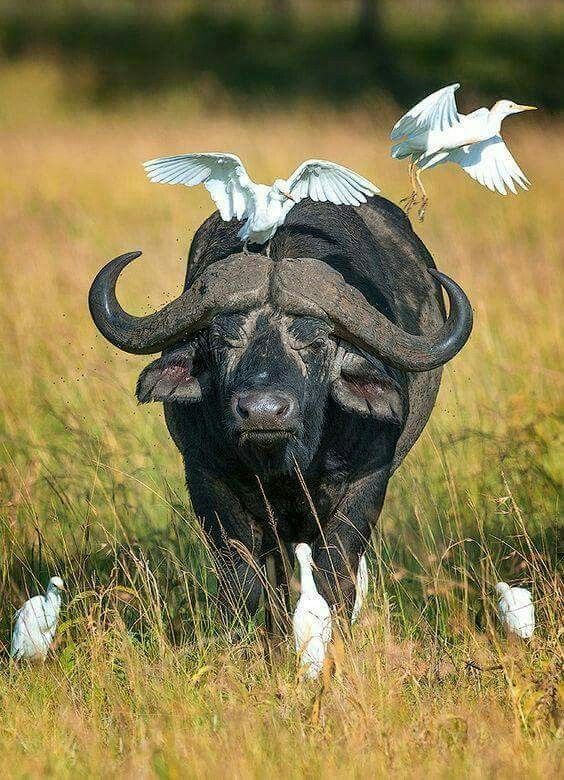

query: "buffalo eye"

left=211, top=332, right=247, bottom=349
left=210, top=316, right=248, bottom=349
left=288, top=318, right=330, bottom=352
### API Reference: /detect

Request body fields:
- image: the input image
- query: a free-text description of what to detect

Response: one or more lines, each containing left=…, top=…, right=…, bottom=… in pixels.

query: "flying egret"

left=351, top=553, right=368, bottom=624
left=143, top=153, right=380, bottom=247
left=495, top=582, right=535, bottom=640
left=391, top=83, right=536, bottom=220
left=293, top=543, right=332, bottom=680
left=11, top=576, right=65, bottom=662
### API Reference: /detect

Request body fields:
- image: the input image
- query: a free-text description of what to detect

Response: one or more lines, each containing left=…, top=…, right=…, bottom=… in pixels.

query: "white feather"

left=144, top=153, right=380, bottom=245
left=351, top=554, right=369, bottom=624
left=496, top=582, right=535, bottom=639
left=449, top=136, right=530, bottom=195
left=293, top=544, right=332, bottom=680
left=391, top=83, right=461, bottom=140
left=143, top=152, right=253, bottom=221
left=286, top=159, right=379, bottom=206
left=11, top=577, right=64, bottom=661
left=390, top=85, right=535, bottom=202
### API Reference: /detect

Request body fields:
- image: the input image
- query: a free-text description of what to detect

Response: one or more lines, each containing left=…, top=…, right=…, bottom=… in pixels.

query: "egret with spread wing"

left=144, top=153, right=380, bottom=247
left=391, top=84, right=536, bottom=220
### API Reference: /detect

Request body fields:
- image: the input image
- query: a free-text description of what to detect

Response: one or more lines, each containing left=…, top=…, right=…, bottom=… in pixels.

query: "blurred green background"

left=0, top=0, right=561, bottom=111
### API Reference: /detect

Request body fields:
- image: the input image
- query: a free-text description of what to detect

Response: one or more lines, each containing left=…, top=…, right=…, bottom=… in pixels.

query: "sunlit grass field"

left=0, top=61, right=562, bottom=777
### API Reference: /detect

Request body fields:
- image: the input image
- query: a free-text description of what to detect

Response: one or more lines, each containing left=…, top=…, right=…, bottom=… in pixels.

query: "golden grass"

left=0, top=61, right=562, bottom=778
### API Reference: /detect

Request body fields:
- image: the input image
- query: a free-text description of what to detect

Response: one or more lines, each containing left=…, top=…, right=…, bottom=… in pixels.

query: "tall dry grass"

left=0, top=61, right=562, bottom=778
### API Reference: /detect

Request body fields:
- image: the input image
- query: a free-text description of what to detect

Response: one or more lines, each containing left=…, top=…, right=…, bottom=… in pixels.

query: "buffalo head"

left=89, top=251, right=472, bottom=475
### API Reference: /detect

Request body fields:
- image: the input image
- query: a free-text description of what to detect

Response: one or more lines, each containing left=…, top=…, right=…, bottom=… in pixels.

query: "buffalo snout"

left=232, top=390, right=298, bottom=433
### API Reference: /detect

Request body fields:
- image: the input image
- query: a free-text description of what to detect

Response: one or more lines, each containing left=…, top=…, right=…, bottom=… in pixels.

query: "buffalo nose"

left=233, top=391, right=297, bottom=429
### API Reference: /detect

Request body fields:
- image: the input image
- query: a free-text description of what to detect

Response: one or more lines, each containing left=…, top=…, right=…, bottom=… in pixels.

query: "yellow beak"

left=515, top=104, right=537, bottom=112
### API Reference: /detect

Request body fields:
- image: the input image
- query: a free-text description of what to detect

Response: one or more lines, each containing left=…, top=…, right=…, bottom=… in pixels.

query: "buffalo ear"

left=330, top=350, right=405, bottom=424
left=136, top=350, right=202, bottom=404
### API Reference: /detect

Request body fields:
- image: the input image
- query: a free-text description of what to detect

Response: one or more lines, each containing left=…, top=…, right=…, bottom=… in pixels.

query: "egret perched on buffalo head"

left=144, top=153, right=380, bottom=249
left=495, top=582, right=535, bottom=640
left=10, top=576, right=65, bottom=662
left=391, top=83, right=536, bottom=220
left=293, top=543, right=332, bottom=680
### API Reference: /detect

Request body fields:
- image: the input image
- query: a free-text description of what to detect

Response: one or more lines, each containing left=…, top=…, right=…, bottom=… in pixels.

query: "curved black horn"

left=274, top=258, right=473, bottom=372
left=88, top=251, right=271, bottom=355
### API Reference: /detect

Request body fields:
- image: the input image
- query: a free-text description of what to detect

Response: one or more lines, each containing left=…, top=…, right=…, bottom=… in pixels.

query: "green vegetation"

left=0, top=6, right=562, bottom=773
left=0, top=1, right=562, bottom=109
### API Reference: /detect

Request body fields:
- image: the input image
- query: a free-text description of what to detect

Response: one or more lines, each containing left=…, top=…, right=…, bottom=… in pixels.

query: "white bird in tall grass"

left=293, top=543, right=332, bottom=680
left=143, top=153, right=380, bottom=246
left=11, top=576, right=65, bottom=661
left=351, top=553, right=368, bottom=624
left=495, top=582, right=535, bottom=639
left=391, top=83, right=536, bottom=220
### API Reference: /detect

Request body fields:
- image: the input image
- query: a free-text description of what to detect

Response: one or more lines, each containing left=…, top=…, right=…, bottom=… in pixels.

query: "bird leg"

left=415, top=168, right=429, bottom=221
left=399, top=160, right=419, bottom=213
left=242, top=240, right=250, bottom=255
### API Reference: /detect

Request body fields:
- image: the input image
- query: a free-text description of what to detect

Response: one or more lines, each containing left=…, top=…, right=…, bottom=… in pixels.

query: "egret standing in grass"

left=144, top=153, right=380, bottom=248
left=351, top=554, right=368, bottom=625
left=10, top=576, right=65, bottom=662
left=391, top=83, right=536, bottom=220
left=495, top=582, right=535, bottom=639
left=293, top=544, right=332, bottom=680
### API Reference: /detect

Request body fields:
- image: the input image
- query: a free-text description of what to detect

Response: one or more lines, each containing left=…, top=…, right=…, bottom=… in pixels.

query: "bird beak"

left=515, top=104, right=537, bottom=112
left=281, top=190, right=296, bottom=202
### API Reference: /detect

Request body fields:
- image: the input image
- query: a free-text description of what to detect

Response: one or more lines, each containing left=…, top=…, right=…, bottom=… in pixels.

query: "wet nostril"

left=275, top=400, right=290, bottom=417
left=235, top=397, right=250, bottom=419
left=233, top=391, right=297, bottom=427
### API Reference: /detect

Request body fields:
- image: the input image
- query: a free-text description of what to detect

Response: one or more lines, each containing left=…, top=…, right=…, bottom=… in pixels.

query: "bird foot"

left=399, top=191, right=419, bottom=214
left=417, top=198, right=429, bottom=222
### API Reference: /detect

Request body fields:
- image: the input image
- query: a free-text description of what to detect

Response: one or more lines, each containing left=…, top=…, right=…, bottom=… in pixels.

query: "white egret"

left=143, top=153, right=380, bottom=247
left=293, top=543, right=332, bottom=680
left=495, top=582, right=535, bottom=639
left=391, top=83, right=536, bottom=219
left=351, top=553, right=368, bottom=624
left=11, top=576, right=65, bottom=662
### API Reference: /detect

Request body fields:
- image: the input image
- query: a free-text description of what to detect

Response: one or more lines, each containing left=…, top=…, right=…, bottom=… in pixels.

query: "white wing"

left=293, top=596, right=332, bottom=679
left=463, top=107, right=489, bottom=122
left=10, top=609, right=25, bottom=659
left=286, top=159, right=380, bottom=208
left=143, top=152, right=255, bottom=221
left=11, top=597, right=54, bottom=659
left=450, top=136, right=530, bottom=195
left=351, top=554, right=369, bottom=624
left=391, top=83, right=461, bottom=140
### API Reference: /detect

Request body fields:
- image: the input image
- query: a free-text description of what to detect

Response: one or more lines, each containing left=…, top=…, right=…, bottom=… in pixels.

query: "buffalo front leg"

left=262, top=542, right=295, bottom=640
left=187, top=473, right=265, bottom=636
left=311, top=468, right=389, bottom=620
left=214, top=542, right=263, bottom=637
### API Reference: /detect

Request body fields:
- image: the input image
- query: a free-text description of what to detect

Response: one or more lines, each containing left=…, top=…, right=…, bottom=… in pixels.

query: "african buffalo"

left=89, top=197, right=472, bottom=630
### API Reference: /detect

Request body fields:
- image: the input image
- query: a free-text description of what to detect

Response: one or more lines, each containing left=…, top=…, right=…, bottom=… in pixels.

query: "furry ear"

left=136, top=348, right=202, bottom=404
left=330, top=350, right=405, bottom=424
